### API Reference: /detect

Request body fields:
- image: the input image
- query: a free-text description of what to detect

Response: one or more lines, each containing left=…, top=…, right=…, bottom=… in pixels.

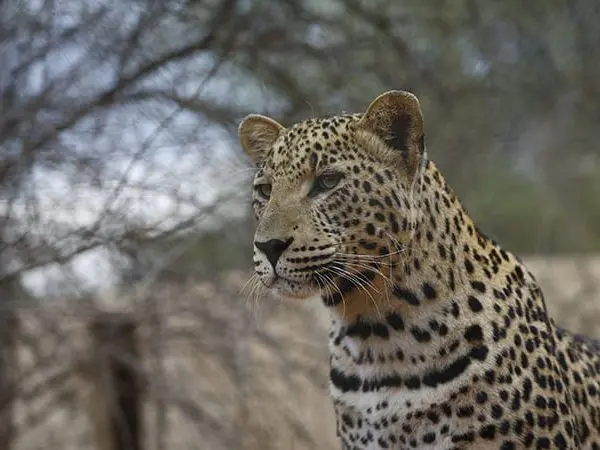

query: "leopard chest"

left=328, top=337, right=482, bottom=449
left=330, top=385, right=464, bottom=450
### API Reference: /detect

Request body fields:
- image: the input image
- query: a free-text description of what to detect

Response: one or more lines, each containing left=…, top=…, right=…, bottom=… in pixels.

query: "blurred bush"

left=2, top=0, right=600, bottom=291
left=1, top=1, right=600, bottom=448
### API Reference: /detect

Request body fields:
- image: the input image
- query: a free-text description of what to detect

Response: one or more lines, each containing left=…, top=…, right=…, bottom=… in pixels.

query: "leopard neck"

left=325, top=160, right=535, bottom=332
left=324, top=162, right=543, bottom=400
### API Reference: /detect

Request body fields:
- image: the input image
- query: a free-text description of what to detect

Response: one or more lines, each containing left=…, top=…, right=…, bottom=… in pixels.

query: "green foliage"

left=458, top=161, right=554, bottom=253
left=457, top=161, right=600, bottom=254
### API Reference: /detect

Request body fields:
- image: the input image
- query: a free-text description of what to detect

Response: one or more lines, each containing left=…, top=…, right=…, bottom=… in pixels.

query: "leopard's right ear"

left=238, top=114, right=285, bottom=165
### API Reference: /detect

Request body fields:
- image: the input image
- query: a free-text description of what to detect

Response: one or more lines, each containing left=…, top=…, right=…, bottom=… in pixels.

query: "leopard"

left=238, top=90, right=600, bottom=449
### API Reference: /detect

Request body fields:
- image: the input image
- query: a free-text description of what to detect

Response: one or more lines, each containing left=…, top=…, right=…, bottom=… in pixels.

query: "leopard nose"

left=255, top=237, right=294, bottom=268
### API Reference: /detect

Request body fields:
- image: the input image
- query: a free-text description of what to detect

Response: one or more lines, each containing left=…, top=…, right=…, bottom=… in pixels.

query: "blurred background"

left=1, top=0, right=599, bottom=449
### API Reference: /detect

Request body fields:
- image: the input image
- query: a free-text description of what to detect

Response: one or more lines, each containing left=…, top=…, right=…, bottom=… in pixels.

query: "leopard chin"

left=271, top=277, right=320, bottom=300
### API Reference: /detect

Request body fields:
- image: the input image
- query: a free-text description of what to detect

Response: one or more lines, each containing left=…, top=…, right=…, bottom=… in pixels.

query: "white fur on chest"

left=329, top=361, right=472, bottom=420
left=328, top=328, right=488, bottom=420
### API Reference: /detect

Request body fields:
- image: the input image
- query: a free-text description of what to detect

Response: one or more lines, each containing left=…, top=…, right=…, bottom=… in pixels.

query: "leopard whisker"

left=316, top=270, right=348, bottom=316
left=324, top=265, right=383, bottom=319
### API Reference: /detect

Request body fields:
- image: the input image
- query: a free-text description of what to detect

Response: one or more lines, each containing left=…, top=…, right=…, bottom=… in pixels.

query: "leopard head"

left=239, top=91, right=427, bottom=302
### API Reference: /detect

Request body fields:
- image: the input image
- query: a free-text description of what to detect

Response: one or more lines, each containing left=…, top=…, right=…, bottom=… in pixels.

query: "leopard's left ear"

left=357, top=90, right=425, bottom=175
left=238, top=114, right=285, bottom=165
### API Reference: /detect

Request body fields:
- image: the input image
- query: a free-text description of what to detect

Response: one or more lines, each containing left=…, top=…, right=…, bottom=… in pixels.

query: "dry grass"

left=7, top=256, right=600, bottom=450
left=527, top=255, right=600, bottom=336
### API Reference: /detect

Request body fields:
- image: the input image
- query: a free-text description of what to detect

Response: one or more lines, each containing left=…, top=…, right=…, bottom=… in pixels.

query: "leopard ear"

left=238, top=114, right=285, bottom=165
left=357, top=90, right=425, bottom=174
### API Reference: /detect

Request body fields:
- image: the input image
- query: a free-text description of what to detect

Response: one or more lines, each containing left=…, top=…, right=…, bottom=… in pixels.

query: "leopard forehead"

left=261, top=114, right=364, bottom=178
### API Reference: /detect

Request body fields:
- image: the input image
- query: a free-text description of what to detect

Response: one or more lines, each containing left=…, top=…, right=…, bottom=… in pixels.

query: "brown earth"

left=9, top=256, right=600, bottom=450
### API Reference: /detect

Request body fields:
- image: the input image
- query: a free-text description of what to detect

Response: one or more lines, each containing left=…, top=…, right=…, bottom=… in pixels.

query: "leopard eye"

left=255, top=183, right=272, bottom=199
left=310, top=172, right=343, bottom=197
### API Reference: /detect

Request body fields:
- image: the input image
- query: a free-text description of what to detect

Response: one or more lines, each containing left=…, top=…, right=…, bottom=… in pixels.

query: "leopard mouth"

left=258, top=260, right=345, bottom=300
